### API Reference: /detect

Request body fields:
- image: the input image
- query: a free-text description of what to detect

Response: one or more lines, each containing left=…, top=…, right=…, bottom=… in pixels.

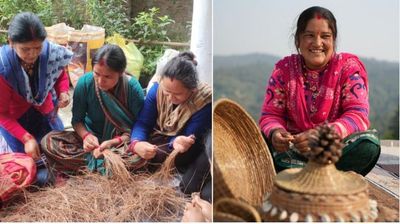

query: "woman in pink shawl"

left=259, top=6, right=380, bottom=176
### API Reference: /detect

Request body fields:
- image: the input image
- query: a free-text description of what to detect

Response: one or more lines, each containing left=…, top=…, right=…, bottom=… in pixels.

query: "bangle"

left=128, top=140, right=139, bottom=154
left=82, top=132, right=92, bottom=140
left=115, top=136, right=123, bottom=144
left=22, top=133, right=34, bottom=144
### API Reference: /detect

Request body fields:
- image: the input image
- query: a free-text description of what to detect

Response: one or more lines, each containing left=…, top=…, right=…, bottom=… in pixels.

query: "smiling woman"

left=258, top=6, right=381, bottom=176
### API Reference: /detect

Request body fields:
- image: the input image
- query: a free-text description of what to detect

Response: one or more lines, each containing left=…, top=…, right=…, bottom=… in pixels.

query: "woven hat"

left=213, top=98, right=276, bottom=206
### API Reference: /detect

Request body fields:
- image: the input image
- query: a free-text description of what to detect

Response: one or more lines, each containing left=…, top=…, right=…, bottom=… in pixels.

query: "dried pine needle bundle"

left=152, top=149, right=180, bottom=184
left=102, top=149, right=132, bottom=182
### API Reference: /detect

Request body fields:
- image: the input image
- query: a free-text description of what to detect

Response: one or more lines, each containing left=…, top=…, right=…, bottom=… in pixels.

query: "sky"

left=213, top=0, right=399, bottom=62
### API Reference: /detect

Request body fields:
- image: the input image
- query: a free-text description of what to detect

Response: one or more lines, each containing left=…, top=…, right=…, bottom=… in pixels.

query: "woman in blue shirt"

left=130, top=51, right=211, bottom=199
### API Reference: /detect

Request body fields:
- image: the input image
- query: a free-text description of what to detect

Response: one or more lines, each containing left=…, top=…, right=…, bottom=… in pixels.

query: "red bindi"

left=99, top=58, right=105, bottom=66
left=316, top=13, right=322, bottom=20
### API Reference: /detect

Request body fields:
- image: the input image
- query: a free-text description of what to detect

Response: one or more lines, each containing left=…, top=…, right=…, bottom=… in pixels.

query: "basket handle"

left=215, top=197, right=262, bottom=222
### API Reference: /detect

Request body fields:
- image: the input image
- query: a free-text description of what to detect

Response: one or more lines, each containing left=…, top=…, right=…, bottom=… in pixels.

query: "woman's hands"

left=181, top=193, right=211, bottom=222
left=133, top=141, right=157, bottom=160
left=130, top=134, right=196, bottom=160
left=24, top=138, right=40, bottom=161
left=271, top=128, right=319, bottom=153
left=292, top=129, right=319, bottom=153
left=58, top=92, right=70, bottom=108
left=173, top=134, right=195, bottom=153
left=83, top=133, right=99, bottom=152
left=271, top=128, right=294, bottom=152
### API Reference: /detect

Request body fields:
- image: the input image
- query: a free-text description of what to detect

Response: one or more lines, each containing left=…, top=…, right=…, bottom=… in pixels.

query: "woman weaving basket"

left=259, top=6, right=380, bottom=176
left=41, top=44, right=144, bottom=175
left=129, top=52, right=212, bottom=199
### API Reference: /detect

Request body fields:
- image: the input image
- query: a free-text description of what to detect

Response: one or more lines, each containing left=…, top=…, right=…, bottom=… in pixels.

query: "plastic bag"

left=106, top=34, right=144, bottom=79
left=45, top=23, right=75, bottom=46
left=146, top=49, right=179, bottom=91
left=68, top=25, right=105, bottom=87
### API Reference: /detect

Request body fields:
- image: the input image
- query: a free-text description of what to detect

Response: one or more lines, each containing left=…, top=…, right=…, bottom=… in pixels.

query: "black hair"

left=8, top=12, right=47, bottom=43
left=161, top=51, right=198, bottom=89
left=92, top=44, right=127, bottom=73
left=204, top=130, right=211, bottom=162
left=294, top=6, right=337, bottom=51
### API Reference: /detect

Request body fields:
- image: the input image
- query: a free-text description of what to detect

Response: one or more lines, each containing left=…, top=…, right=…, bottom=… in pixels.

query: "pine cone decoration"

left=305, top=123, right=344, bottom=164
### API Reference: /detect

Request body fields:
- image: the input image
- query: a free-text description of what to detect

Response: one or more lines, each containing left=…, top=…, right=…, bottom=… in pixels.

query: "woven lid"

left=262, top=124, right=374, bottom=222
left=275, top=161, right=368, bottom=194
left=213, top=98, right=276, bottom=206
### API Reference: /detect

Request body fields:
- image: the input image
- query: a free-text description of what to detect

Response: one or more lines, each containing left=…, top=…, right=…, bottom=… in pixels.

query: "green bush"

left=130, top=7, right=175, bottom=80
left=0, top=0, right=55, bottom=43
left=86, top=0, right=131, bottom=38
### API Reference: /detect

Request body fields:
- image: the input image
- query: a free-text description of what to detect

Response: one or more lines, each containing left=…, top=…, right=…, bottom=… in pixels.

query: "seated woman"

left=129, top=51, right=211, bottom=197
left=259, top=6, right=380, bottom=176
left=41, top=44, right=144, bottom=174
left=0, top=12, right=72, bottom=187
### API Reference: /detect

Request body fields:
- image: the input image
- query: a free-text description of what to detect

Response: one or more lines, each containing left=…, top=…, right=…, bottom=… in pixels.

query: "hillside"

left=214, top=53, right=399, bottom=139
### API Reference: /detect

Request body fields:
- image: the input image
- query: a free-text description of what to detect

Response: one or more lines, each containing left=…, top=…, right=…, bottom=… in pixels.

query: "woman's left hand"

left=98, top=140, right=114, bottom=152
left=173, top=134, right=196, bottom=153
left=92, top=147, right=103, bottom=158
left=58, top=92, right=70, bottom=108
left=292, top=129, right=319, bottom=153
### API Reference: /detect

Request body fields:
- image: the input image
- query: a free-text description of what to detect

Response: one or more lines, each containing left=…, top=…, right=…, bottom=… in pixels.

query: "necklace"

left=20, top=61, right=35, bottom=76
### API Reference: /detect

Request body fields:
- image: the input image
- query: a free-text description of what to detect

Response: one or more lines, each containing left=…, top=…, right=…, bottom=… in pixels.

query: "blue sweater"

left=131, top=82, right=211, bottom=145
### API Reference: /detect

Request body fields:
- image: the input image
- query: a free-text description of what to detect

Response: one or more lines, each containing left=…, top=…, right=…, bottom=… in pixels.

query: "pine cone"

left=305, top=123, right=344, bottom=164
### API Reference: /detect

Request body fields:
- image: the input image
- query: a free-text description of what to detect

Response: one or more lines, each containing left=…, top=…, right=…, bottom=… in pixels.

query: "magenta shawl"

left=259, top=53, right=370, bottom=138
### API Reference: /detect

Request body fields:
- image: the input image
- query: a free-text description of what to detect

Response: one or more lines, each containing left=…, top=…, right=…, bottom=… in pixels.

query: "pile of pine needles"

left=0, top=149, right=187, bottom=222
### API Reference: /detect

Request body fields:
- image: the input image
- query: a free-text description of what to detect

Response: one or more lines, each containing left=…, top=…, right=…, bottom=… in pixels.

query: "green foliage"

left=214, top=54, right=399, bottom=140
left=130, top=7, right=175, bottom=78
left=131, top=8, right=174, bottom=42
left=52, top=0, right=87, bottom=29
left=0, top=0, right=55, bottom=28
left=86, top=0, right=131, bottom=37
left=0, top=0, right=54, bottom=44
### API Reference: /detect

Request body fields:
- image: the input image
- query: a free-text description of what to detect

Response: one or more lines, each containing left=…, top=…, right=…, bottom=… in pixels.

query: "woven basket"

left=214, top=197, right=262, bottom=222
left=213, top=211, right=245, bottom=222
left=213, top=98, right=276, bottom=206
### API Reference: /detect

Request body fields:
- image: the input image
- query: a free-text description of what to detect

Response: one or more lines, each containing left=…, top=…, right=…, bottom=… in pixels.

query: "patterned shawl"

left=155, top=82, right=212, bottom=136
left=0, top=40, right=73, bottom=106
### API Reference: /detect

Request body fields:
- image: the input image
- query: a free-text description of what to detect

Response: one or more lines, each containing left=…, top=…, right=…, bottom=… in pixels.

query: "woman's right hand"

left=24, top=139, right=40, bottom=161
left=134, top=141, right=157, bottom=160
left=192, top=194, right=212, bottom=222
left=83, top=134, right=99, bottom=152
left=271, top=128, right=294, bottom=152
left=182, top=202, right=206, bottom=222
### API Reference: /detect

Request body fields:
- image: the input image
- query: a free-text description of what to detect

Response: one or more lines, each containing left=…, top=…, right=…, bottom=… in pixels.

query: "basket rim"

left=213, top=98, right=276, bottom=205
